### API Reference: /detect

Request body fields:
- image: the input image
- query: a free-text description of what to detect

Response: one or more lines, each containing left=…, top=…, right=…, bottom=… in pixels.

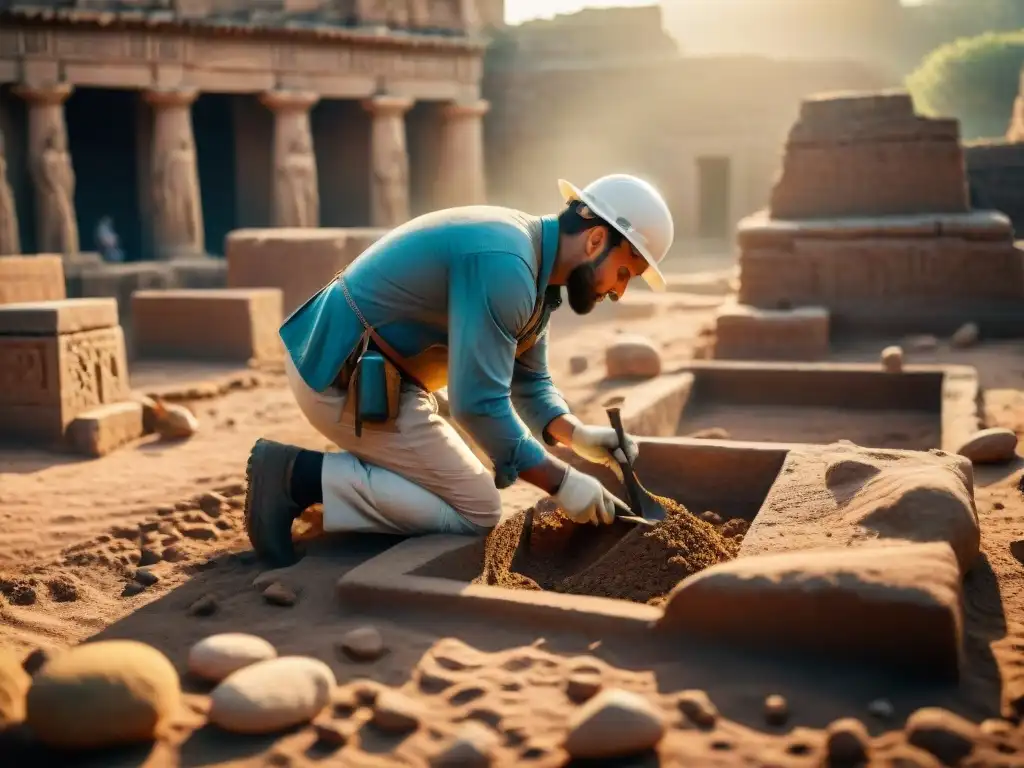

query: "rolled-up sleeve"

left=447, top=251, right=547, bottom=488
left=511, top=328, right=570, bottom=442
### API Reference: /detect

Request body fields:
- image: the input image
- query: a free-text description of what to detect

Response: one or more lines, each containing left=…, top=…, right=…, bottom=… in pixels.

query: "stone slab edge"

left=619, top=372, right=694, bottom=437
left=0, top=298, right=120, bottom=335
left=940, top=365, right=982, bottom=454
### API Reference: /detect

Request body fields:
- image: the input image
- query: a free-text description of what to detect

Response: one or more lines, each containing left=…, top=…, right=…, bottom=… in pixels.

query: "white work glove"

left=570, top=424, right=639, bottom=482
left=554, top=466, right=630, bottom=525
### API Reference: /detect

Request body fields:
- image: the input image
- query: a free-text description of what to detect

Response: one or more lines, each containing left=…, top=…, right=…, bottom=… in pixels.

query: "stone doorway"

left=193, top=93, right=238, bottom=256
left=66, top=88, right=143, bottom=261
left=696, top=155, right=731, bottom=240
left=312, top=99, right=370, bottom=227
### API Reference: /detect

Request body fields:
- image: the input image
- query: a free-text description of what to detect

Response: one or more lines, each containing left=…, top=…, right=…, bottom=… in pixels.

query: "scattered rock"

left=721, top=518, right=749, bottom=538
left=604, top=335, right=662, bottom=379
left=339, top=626, right=384, bottom=662
left=566, top=671, right=602, bottom=703
left=162, top=545, right=186, bottom=563
left=262, top=582, right=297, bottom=607
left=180, top=525, right=218, bottom=541
left=956, top=428, right=1018, bottom=465
left=867, top=698, right=895, bottom=720
left=905, top=334, right=939, bottom=352
left=197, top=491, right=227, bottom=517
left=188, top=594, right=219, bottom=617
left=151, top=399, right=200, bottom=439
left=432, top=721, right=500, bottom=767
left=26, top=640, right=180, bottom=749
left=950, top=322, right=979, bottom=349
left=46, top=575, right=78, bottom=602
left=905, top=707, right=978, bottom=766
left=677, top=689, right=718, bottom=729
left=134, top=568, right=160, bottom=587
left=138, top=548, right=161, bottom=566
left=208, top=656, right=335, bottom=734
left=372, top=689, right=423, bottom=733
left=569, top=356, right=588, bottom=375
left=188, top=633, right=278, bottom=682
left=826, top=718, right=871, bottom=765
left=881, top=345, right=904, bottom=373
left=765, top=694, right=788, bottom=725
left=121, top=582, right=146, bottom=597
left=563, top=688, right=665, bottom=759
left=0, top=650, right=30, bottom=725
left=21, top=648, right=49, bottom=676
left=0, top=578, right=37, bottom=606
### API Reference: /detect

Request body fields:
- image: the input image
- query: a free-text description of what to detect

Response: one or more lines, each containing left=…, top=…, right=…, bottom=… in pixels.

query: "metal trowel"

left=605, top=405, right=668, bottom=523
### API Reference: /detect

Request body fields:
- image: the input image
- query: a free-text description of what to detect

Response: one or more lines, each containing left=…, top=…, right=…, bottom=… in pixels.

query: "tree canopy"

left=905, top=29, right=1024, bottom=140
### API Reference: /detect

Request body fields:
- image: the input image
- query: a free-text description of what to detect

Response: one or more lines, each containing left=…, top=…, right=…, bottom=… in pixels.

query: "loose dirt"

left=419, top=496, right=744, bottom=606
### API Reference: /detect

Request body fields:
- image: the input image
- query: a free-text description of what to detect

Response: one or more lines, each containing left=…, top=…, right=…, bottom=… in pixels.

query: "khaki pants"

left=285, top=356, right=501, bottom=536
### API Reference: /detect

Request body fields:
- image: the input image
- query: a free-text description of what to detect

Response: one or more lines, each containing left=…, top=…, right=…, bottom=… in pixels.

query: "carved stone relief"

left=0, top=130, right=20, bottom=256
left=145, top=89, right=204, bottom=259
left=260, top=90, right=320, bottom=228
left=13, top=84, right=79, bottom=257
left=434, top=99, right=488, bottom=209
left=364, top=96, right=412, bottom=227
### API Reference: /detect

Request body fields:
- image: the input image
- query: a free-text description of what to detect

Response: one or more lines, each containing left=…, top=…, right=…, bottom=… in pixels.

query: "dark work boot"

left=244, top=438, right=302, bottom=567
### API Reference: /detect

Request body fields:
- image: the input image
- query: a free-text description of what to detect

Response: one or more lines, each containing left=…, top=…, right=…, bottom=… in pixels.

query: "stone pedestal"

left=260, top=90, right=320, bottom=228
left=713, top=302, right=830, bottom=361
left=434, top=100, right=489, bottom=209
left=13, top=84, right=79, bottom=257
left=0, top=130, right=20, bottom=256
left=0, top=298, right=131, bottom=446
left=363, top=96, right=413, bottom=228
left=145, top=89, right=204, bottom=260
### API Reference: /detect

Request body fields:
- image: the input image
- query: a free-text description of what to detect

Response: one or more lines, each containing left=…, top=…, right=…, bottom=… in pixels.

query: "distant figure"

left=95, top=216, right=124, bottom=263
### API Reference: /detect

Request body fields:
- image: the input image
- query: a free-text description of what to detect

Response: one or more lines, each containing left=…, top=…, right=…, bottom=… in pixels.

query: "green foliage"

left=906, top=30, right=1024, bottom=140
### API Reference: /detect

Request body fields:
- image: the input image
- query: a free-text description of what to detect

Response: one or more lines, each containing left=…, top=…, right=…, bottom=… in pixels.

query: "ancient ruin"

left=711, top=91, right=1024, bottom=359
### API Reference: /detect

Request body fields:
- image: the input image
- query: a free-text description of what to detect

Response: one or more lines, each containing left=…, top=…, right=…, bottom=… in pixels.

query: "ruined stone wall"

left=484, top=55, right=889, bottom=238
left=965, top=140, right=1024, bottom=237
left=768, top=92, right=969, bottom=219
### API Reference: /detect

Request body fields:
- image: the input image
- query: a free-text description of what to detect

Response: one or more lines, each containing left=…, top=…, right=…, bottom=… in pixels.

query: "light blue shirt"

left=280, top=206, right=570, bottom=488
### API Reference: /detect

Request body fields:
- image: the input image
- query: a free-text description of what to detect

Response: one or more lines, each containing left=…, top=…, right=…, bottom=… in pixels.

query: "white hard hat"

left=558, top=174, right=674, bottom=292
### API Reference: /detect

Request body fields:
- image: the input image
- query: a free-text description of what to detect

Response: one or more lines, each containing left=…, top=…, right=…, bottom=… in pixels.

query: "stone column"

left=144, top=88, right=204, bottom=259
left=0, top=129, right=20, bottom=255
left=12, top=84, right=78, bottom=257
left=433, top=99, right=489, bottom=210
left=362, top=95, right=413, bottom=228
left=259, top=90, right=320, bottom=228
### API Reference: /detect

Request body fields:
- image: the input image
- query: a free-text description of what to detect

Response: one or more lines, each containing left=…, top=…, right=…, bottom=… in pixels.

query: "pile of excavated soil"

left=421, top=497, right=743, bottom=606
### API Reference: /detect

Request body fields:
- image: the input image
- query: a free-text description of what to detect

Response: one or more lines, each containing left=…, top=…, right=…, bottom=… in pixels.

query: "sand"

left=438, top=497, right=741, bottom=606
left=2, top=283, right=1024, bottom=765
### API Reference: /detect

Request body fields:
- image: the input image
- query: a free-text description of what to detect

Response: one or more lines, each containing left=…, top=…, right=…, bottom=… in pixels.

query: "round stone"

left=26, top=640, right=180, bottom=749
left=340, top=626, right=384, bottom=662
left=188, top=633, right=278, bottom=683
left=208, top=656, right=335, bottom=734
left=563, top=688, right=665, bottom=759
left=956, top=428, right=1018, bottom=464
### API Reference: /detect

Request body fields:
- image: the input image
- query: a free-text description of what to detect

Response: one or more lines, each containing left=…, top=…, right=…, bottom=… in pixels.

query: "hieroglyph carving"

left=13, top=84, right=79, bottom=256
left=146, top=89, right=204, bottom=258
left=0, top=130, right=20, bottom=256
left=260, top=90, right=320, bottom=228
left=0, top=339, right=53, bottom=407
left=364, top=96, right=413, bottom=228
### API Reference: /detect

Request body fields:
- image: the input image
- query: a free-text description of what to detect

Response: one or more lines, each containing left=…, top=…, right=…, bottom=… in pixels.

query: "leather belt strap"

left=339, top=276, right=429, bottom=392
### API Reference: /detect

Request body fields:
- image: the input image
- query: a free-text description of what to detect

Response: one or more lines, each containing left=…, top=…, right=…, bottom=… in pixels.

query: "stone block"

left=75, top=262, right=176, bottom=320
left=226, top=228, right=387, bottom=314
left=740, top=441, right=979, bottom=574
left=0, top=255, right=66, bottom=305
left=657, top=542, right=963, bottom=680
left=0, top=299, right=130, bottom=445
left=170, top=259, right=228, bottom=290
left=131, top=288, right=284, bottom=363
left=67, top=401, right=143, bottom=458
left=713, top=303, right=829, bottom=361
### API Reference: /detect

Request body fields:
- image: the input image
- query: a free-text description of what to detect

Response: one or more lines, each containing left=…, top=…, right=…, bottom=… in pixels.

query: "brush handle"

left=605, top=406, right=630, bottom=466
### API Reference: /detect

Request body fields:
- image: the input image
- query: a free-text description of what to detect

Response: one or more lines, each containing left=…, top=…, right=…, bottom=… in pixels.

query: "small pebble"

left=867, top=698, right=894, bottom=720
left=122, top=582, right=146, bottom=597
left=950, top=322, right=979, bottom=349
left=372, top=689, right=423, bottom=733
left=881, top=345, right=903, bottom=373
left=339, top=626, right=384, bottom=662
left=188, top=594, right=219, bottom=617
left=188, top=633, right=278, bottom=682
left=162, top=545, right=186, bottom=563
left=138, top=548, right=161, bottom=566
left=262, top=582, right=297, bottom=607
left=764, top=694, right=788, bottom=725
left=826, top=717, right=871, bottom=765
left=677, top=689, right=718, bottom=728
left=563, top=688, right=665, bottom=759
left=134, top=569, right=160, bottom=587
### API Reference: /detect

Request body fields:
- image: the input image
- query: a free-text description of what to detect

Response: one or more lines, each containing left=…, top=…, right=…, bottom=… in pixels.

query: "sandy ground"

left=3, top=274, right=1024, bottom=766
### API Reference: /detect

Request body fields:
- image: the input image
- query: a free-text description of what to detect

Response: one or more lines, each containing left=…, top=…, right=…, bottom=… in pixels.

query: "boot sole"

left=245, top=438, right=299, bottom=567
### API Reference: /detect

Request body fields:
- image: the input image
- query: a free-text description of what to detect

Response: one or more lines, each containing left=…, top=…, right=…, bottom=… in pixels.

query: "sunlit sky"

left=505, top=0, right=656, bottom=26
left=505, top=0, right=928, bottom=26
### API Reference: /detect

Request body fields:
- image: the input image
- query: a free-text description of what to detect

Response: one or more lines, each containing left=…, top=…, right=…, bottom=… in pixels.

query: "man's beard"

left=566, top=243, right=618, bottom=315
